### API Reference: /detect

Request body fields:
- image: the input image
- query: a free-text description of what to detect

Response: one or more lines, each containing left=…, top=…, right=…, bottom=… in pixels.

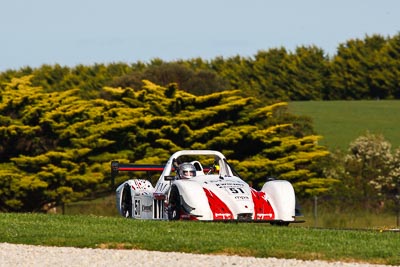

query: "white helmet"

left=178, top=163, right=196, bottom=179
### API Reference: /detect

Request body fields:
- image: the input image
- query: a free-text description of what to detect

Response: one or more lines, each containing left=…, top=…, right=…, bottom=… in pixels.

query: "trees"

left=378, top=34, right=400, bottom=99
left=344, top=133, right=393, bottom=208
left=389, top=148, right=400, bottom=212
left=0, top=76, right=108, bottom=211
left=325, top=132, right=400, bottom=209
left=2, top=33, right=400, bottom=102
left=328, top=34, right=397, bottom=100
left=0, top=76, right=332, bottom=211
left=286, top=46, right=329, bottom=100
left=109, top=61, right=229, bottom=96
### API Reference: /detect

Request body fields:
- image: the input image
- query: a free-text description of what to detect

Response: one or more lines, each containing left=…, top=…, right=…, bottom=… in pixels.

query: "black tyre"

left=168, top=186, right=182, bottom=220
left=121, top=183, right=132, bottom=218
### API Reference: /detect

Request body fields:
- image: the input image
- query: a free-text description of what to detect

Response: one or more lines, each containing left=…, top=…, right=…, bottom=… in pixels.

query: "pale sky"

left=1, top=0, right=399, bottom=71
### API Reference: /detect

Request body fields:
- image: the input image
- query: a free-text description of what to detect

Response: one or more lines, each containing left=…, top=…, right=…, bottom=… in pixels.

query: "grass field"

left=288, top=100, right=400, bottom=151
left=0, top=213, right=399, bottom=265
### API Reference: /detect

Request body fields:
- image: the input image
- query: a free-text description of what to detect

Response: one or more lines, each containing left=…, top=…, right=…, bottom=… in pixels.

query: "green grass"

left=300, top=205, right=399, bottom=230
left=288, top=100, right=400, bottom=151
left=0, top=213, right=399, bottom=265
left=61, top=195, right=119, bottom=217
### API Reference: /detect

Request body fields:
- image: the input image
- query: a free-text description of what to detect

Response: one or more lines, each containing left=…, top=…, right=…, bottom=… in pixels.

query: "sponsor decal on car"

left=251, top=189, right=274, bottom=220
left=203, top=188, right=234, bottom=220
left=142, top=204, right=152, bottom=212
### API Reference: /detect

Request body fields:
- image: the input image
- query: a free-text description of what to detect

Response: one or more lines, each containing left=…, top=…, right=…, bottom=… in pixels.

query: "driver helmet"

left=178, top=163, right=196, bottom=179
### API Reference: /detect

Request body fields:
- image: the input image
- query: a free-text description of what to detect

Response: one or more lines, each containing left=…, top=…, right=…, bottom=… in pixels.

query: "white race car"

left=111, top=150, right=303, bottom=225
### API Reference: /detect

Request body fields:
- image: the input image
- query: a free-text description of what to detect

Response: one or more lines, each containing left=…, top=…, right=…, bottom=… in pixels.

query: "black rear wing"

left=111, top=161, right=166, bottom=187
left=110, top=160, right=218, bottom=186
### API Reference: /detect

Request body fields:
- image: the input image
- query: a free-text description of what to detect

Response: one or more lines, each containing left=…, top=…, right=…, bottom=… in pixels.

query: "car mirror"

left=164, top=175, right=175, bottom=181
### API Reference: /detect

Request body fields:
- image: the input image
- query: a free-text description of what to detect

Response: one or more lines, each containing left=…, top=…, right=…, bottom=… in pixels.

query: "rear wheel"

left=121, top=184, right=132, bottom=218
left=168, top=186, right=181, bottom=220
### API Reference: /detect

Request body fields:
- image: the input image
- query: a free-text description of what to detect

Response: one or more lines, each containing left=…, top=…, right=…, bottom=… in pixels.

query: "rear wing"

left=110, top=160, right=217, bottom=186
left=111, top=161, right=166, bottom=187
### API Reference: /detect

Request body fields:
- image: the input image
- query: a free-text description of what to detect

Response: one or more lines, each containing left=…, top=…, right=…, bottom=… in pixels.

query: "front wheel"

left=168, top=186, right=181, bottom=220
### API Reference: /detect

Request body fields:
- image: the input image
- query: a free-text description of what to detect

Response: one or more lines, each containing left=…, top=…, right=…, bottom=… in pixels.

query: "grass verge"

left=0, top=213, right=399, bottom=265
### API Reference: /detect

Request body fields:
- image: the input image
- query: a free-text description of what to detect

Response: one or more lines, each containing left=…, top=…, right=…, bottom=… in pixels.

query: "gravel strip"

left=0, top=243, right=390, bottom=267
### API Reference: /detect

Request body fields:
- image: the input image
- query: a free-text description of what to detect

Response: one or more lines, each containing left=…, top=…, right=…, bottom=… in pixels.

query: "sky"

left=0, top=0, right=399, bottom=71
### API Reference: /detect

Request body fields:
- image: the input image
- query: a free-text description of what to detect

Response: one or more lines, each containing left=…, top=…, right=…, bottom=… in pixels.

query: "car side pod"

left=261, top=179, right=296, bottom=222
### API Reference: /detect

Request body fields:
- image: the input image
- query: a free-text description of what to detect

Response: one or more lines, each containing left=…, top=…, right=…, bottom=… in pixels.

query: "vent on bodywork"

left=153, top=199, right=164, bottom=219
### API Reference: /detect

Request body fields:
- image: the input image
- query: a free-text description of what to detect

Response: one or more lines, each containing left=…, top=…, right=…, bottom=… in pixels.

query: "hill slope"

left=288, top=100, right=400, bottom=151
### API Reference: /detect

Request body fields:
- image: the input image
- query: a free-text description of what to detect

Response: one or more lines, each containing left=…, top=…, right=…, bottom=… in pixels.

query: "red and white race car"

left=111, top=150, right=303, bottom=225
